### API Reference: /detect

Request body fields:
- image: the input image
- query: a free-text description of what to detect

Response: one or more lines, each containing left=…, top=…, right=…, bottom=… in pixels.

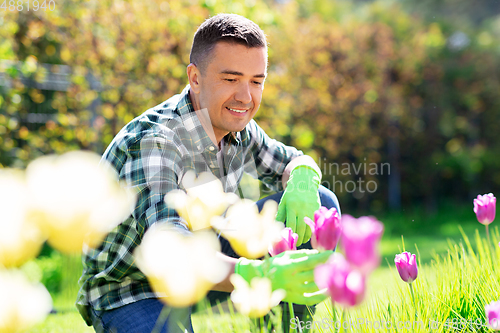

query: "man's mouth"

left=226, top=107, right=248, bottom=113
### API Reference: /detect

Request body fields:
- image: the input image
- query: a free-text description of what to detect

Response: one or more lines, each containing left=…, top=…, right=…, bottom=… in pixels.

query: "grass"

left=379, top=201, right=483, bottom=264
left=27, top=202, right=499, bottom=332
left=31, top=312, right=94, bottom=333
left=338, top=226, right=500, bottom=333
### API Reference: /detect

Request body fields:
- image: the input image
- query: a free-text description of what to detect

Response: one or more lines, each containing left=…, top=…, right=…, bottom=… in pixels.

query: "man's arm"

left=211, top=157, right=321, bottom=293
left=244, top=120, right=304, bottom=193
left=277, top=155, right=322, bottom=246
left=227, top=250, right=331, bottom=305
left=282, top=155, right=322, bottom=189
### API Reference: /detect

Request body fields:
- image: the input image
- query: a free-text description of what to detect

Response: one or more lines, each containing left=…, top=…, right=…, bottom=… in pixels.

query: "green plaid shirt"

left=76, top=85, right=303, bottom=324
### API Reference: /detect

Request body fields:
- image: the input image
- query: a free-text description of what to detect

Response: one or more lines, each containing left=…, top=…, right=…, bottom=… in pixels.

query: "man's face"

left=194, top=41, right=267, bottom=142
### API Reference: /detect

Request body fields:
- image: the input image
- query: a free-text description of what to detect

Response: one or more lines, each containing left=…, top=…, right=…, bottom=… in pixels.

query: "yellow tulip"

left=212, top=200, right=284, bottom=259
left=0, top=170, right=45, bottom=268
left=25, top=151, right=136, bottom=254
left=0, top=271, right=52, bottom=333
left=165, top=171, right=238, bottom=231
left=230, top=274, right=285, bottom=318
left=134, top=227, right=230, bottom=308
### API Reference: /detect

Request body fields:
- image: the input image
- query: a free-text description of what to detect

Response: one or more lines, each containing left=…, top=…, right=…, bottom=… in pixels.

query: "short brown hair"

left=190, top=14, right=267, bottom=73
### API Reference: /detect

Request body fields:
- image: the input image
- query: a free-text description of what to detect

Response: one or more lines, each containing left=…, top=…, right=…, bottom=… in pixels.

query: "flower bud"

left=269, top=227, right=298, bottom=257
left=304, top=207, right=341, bottom=252
left=473, top=193, right=496, bottom=225
left=394, top=251, right=418, bottom=284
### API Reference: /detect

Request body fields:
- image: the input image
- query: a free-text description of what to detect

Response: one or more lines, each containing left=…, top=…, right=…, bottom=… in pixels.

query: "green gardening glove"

left=276, top=165, right=321, bottom=246
left=234, top=249, right=331, bottom=305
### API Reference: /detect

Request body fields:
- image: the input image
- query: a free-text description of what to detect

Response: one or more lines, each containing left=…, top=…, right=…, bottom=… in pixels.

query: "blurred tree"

left=1, top=0, right=499, bottom=213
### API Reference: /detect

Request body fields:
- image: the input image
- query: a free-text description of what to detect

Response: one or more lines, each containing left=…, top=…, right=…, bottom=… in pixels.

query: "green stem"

left=486, top=224, right=491, bottom=245
left=152, top=305, right=171, bottom=333
left=332, top=303, right=336, bottom=326
left=289, top=302, right=296, bottom=333
left=62, top=253, right=80, bottom=312
left=260, top=316, right=265, bottom=333
left=409, top=283, right=417, bottom=320
left=338, top=307, right=345, bottom=333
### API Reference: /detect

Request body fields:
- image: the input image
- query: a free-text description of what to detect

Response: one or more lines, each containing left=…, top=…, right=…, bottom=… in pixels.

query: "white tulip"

left=230, top=274, right=285, bottom=318
left=134, top=227, right=230, bottom=307
left=25, top=151, right=136, bottom=253
left=165, top=170, right=238, bottom=231
left=212, top=200, right=284, bottom=259
left=0, top=271, right=52, bottom=333
left=0, top=170, right=45, bottom=268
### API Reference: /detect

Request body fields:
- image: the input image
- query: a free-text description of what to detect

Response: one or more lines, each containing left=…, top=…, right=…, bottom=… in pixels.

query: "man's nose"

left=234, top=82, right=252, bottom=105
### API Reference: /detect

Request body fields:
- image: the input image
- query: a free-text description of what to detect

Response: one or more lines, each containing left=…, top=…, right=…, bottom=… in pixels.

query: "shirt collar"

left=176, top=85, right=243, bottom=149
left=176, top=84, right=195, bottom=116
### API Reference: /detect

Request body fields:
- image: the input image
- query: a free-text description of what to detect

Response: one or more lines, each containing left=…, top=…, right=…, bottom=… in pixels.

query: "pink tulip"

left=394, top=252, right=418, bottom=283
left=474, top=193, right=496, bottom=225
left=485, top=300, right=500, bottom=330
left=304, top=207, right=342, bottom=251
left=314, top=253, right=365, bottom=307
left=268, top=227, right=298, bottom=257
left=340, top=215, right=384, bottom=274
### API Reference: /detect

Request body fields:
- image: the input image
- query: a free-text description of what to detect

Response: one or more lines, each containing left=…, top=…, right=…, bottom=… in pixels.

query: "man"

left=77, top=13, right=340, bottom=333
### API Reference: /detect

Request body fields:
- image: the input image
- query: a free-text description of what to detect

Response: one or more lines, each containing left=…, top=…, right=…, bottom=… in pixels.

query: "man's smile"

left=226, top=106, right=250, bottom=114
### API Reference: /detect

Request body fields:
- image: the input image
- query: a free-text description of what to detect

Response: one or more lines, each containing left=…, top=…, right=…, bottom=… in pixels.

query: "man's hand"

left=276, top=166, right=321, bottom=246
left=235, top=249, right=332, bottom=305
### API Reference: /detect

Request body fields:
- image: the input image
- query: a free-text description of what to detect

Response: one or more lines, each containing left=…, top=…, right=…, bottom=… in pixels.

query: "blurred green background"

left=2, top=0, right=500, bottom=246
left=1, top=0, right=499, bottom=215
left=2, top=0, right=500, bottom=329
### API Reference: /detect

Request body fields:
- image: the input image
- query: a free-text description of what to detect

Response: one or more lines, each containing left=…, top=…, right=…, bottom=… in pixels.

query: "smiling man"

left=77, top=14, right=340, bottom=333
left=188, top=42, right=266, bottom=142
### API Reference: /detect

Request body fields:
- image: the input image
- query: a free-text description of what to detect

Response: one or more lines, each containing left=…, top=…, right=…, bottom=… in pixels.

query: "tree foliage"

left=1, top=0, right=499, bottom=211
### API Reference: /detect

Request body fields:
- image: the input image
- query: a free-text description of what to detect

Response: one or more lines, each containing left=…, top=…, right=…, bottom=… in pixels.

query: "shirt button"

left=209, top=146, right=215, bottom=151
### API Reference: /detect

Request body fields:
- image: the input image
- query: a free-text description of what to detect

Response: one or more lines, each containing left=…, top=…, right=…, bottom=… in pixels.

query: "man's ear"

left=187, top=63, right=201, bottom=94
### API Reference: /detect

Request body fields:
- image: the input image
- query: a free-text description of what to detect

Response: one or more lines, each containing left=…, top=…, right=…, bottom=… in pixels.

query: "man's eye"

left=225, top=79, right=236, bottom=82
left=253, top=81, right=263, bottom=85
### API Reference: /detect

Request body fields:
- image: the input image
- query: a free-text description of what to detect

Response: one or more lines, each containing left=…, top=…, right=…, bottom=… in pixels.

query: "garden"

left=2, top=161, right=500, bottom=332
left=1, top=0, right=500, bottom=332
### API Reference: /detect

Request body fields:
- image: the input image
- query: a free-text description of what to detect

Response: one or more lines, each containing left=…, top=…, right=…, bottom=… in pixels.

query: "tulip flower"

left=474, top=193, right=496, bottom=225
left=304, top=206, right=342, bottom=252
left=474, top=193, right=496, bottom=242
left=340, top=215, right=384, bottom=274
left=486, top=300, right=500, bottom=330
left=0, top=271, right=52, bottom=333
left=25, top=151, right=136, bottom=253
left=268, top=227, right=298, bottom=256
left=314, top=253, right=366, bottom=307
left=230, top=274, right=286, bottom=318
left=134, top=227, right=230, bottom=308
left=395, top=252, right=418, bottom=284
left=165, top=171, right=239, bottom=231
left=0, top=170, right=45, bottom=268
left=212, top=200, right=284, bottom=259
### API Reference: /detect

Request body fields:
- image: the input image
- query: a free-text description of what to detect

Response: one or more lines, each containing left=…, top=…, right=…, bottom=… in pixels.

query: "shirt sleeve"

left=244, top=119, right=304, bottom=192
left=78, top=128, right=189, bottom=310
left=108, top=129, right=191, bottom=238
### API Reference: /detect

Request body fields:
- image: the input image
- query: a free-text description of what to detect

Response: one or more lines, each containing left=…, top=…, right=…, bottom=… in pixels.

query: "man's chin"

left=227, top=121, right=251, bottom=134
left=225, top=127, right=245, bottom=135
